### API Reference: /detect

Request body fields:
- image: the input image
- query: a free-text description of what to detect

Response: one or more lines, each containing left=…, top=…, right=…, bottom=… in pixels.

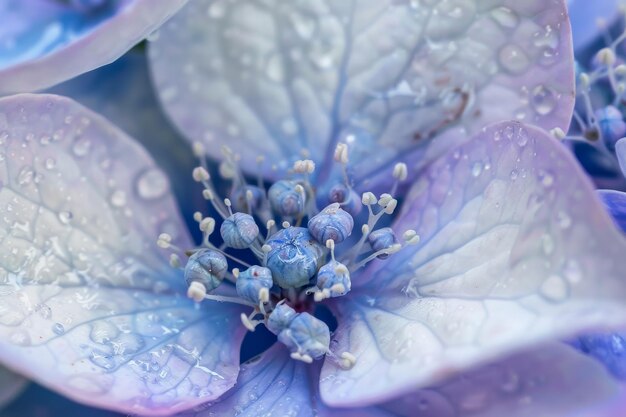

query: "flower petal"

left=0, top=94, right=246, bottom=415
left=46, top=51, right=203, bottom=232
left=0, top=0, right=187, bottom=94
left=148, top=0, right=574, bottom=188
left=320, top=121, right=626, bottom=406
left=599, top=190, right=626, bottom=233
left=375, top=344, right=620, bottom=417
left=615, top=137, right=626, bottom=178
left=0, top=366, right=27, bottom=409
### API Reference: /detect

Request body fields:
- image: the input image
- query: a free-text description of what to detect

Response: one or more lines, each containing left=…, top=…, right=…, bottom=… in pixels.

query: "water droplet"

left=44, top=158, right=56, bottom=170
left=490, top=7, right=519, bottom=29
left=35, top=303, right=52, bottom=319
left=556, top=211, right=571, bottom=229
left=540, top=274, right=568, bottom=301
left=530, top=85, right=556, bottom=115
left=57, top=211, right=73, bottom=225
left=17, top=166, right=34, bottom=186
left=498, top=44, right=530, bottom=74
left=53, top=323, right=65, bottom=335
left=471, top=162, right=483, bottom=177
left=72, top=137, right=91, bottom=157
left=110, top=190, right=127, bottom=207
left=539, top=170, right=555, bottom=187
left=136, top=169, right=168, bottom=200
left=509, top=169, right=519, bottom=180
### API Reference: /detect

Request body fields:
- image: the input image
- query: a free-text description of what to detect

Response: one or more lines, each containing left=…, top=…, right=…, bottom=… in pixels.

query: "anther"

left=187, top=281, right=207, bottom=302
left=193, top=211, right=203, bottom=223
left=392, top=162, right=408, bottom=181
left=580, top=73, right=590, bottom=89
left=219, top=161, right=236, bottom=179
left=339, top=352, right=357, bottom=370
left=240, top=313, right=257, bottom=332
left=290, top=352, right=313, bottom=364
left=550, top=127, right=566, bottom=140
left=192, top=141, right=205, bottom=158
left=157, top=233, right=172, bottom=248
left=403, top=230, right=420, bottom=245
left=202, top=189, right=214, bottom=200
left=597, top=47, right=617, bottom=66
left=192, top=166, right=210, bottom=182
left=282, top=221, right=290, bottom=229
left=361, top=192, right=377, bottom=206
left=199, top=217, right=216, bottom=234
left=169, top=253, right=181, bottom=268
left=334, top=143, right=349, bottom=164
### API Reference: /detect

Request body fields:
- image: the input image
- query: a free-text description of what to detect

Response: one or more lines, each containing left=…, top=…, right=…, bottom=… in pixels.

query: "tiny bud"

left=192, top=166, right=210, bottom=182
left=392, top=162, right=408, bottom=181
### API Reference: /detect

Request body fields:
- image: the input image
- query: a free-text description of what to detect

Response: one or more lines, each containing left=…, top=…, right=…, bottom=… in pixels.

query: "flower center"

left=157, top=142, right=419, bottom=367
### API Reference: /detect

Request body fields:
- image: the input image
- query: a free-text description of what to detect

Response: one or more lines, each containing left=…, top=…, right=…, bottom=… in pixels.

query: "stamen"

left=169, top=253, right=181, bottom=268
left=205, top=293, right=257, bottom=308
left=290, top=352, right=313, bottom=364
left=187, top=281, right=207, bottom=302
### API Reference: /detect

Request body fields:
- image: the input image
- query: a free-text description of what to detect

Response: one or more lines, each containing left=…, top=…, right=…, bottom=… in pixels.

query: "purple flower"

left=1, top=1, right=626, bottom=416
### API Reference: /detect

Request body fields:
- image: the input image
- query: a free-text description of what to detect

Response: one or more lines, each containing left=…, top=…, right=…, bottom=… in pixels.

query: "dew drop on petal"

left=110, top=190, right=127, bottom=207
left=490, top=6, right=519, bottom=29
left=52, top=323, right=65, bottom=335
left=530, top=85, right=556, bottom=116
left=498, top=44, right=530, bottom=74
left=136, top=168, right=168, bottom=200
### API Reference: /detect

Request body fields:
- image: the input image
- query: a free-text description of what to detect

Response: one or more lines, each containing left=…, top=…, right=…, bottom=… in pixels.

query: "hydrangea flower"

left=1, top=1, right=626, bottom=416
left=0, top=0, right=187, bottom=94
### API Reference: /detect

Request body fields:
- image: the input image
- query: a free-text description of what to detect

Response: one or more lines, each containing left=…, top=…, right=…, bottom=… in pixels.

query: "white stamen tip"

left=550, top=127, right=566, bottom=140
left=232, top=268, right=240, bottom=278
left=262, top=244, right=272, bottom=253
left=331, top=283, right=346, bottom=294
left=192, top=142, right=205, bottom=157
left=383, top=199, right=398, bottom=214
left=334, top=143, right=349, bottom=164
left=294, top=184, right=305, bottom=194
left=326, top=239, right=335, bottom=250
left=240, top=313, right=256, bottom=332
left=314, top=291, right=325, bottom=302
left=193, top=211, right=203, bottom=222
left=157, top=233, right=172, bottom=248
left=340, top=352, right=357, bottom=369
left=224, top=198, right=232, bottom=208
left=579, top=73, right=590, bottom=89
left=361, top=224, right=370, bottom=234
left=616, top=65, right=626, bottom=76
left=403, top=230, right=420, bottom=245
left=192, top=166, right=210, bottom=182
left=378, top=193, right=393, bottom=206
left=187, top=281, right=207, bottom=302
left=597, top=47, right=616, bottom=66
left=282, top=221, right=291, bottom=229
left=202, top=189, right=214, bottom=200
left=266, top=220, right=276, bottom=230
left=219, top=162, right=235, bottom=179
left=200, top=217, right=216, bottom=234
left=392, top=162, right=408, bottom=181
left=258, top=287, right=270, bottom=303
left=290, top=352, right=313, bottom=364
left=169, top=254, right=181, bottom=268
left=361, top=192, right=377, bottom=205
left=334, top=263, right=349, bottom=274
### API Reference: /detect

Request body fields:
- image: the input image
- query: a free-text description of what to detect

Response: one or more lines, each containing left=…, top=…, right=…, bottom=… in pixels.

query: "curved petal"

left=320, top=121, right=626, bottom=406
left=376, top=344, right=620, bottom=417
left=148, top=0, right=574, bottom=190
left=46, top=51, right=204, bottom=232
left=0, top=94, right=246, bottom=415
left=0, top=367, right=27, bottom=409
left=599, top=190, right=626, bottom=233
left=615, top=138, right=626, bottom=178
left=0, top=0, right=187, bottom=94
left=568, top=0, right=620, bottom=53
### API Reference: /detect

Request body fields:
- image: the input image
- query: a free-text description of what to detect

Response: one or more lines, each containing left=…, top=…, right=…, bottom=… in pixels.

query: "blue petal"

left=320, top=121, right=626, bottom=406
left=599, top=190, right=626, bottom=233
left=0, top=94, right=246, bottom=415
left=46, top=51, right=204, bottom=236
left=0, top=0, right=187, bottom=93
left=148, top=0, right=574, bottom=190
left=179, top=344, right=317, bottom=417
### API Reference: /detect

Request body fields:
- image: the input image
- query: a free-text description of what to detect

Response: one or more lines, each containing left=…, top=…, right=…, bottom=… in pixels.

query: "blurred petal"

left=568, top=0, right=620, bottom=52
left=148, top=0, right=574, bottom=190
left=615, top=137, right=626, bottom=178
left=599, top=190, right=626, bottom=233
left=0, top=366, right=27, bottom=409
left=46, top=51, right=203, bottom=232
left=0, top=94, right=245, bottom=415
left=320, top=121, right=626, bottom=406
left=376, top=344, right=620, bottom=417
left=0, top=0, right=187, bottom=94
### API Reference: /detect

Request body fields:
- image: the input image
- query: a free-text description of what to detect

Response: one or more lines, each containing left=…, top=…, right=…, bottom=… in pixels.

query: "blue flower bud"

left=220, top=212, right=259, bottom=249
left=368, top=227, right=398, bottom=259
left=229, top=185, right=266, bottom=213
left=316, top=260, right=351, bottom=298
left=328, top=183, right=362, bottom=217
left=235, top=265, right=273, bottom=304
left=268, top=180, right=306, bottom=218
left=267, top=302, right=297, bottom=335
left=595, top=105, right=626, bottom=150
left=266, top=227, right=324, bottom=288
left=308, top=203, right=354, bottom=244
left=184, top=249, right=228, bottom=292
left=278, top=312, right=330, bottom=360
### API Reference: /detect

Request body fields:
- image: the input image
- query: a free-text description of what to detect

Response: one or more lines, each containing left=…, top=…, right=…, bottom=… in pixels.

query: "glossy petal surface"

left=599, top=190, right=626, bottom=233
left=46, top=51, right=202, bottom=230
left=320, top=121, right=626, bottom=406
left=0, top=95, right=245, bottom=415
left=149, top=0, right=574, bottom=189
left=0, top=366, right=27, bottom=409
left=0, top=0, right=187, bottom=94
